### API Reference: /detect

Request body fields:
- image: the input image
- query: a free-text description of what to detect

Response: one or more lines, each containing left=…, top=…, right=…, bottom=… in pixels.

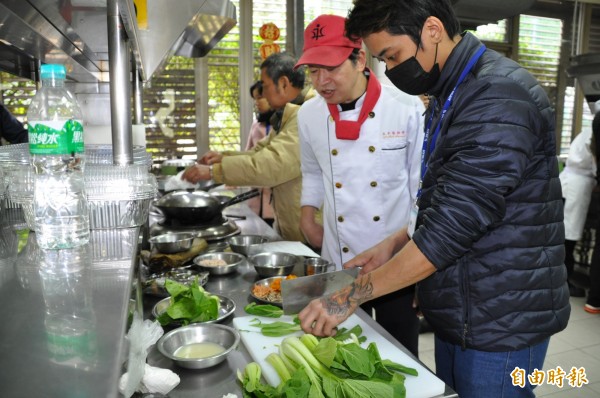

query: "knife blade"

left=281, top=267, right=360, bottom=314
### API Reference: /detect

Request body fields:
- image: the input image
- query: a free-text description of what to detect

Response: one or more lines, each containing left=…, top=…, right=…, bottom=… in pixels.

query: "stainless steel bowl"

left=148, top=232, right=195, bottom=254
left=152, top=294, right=236, bottom=325
left=157, top=323, right=240, bottom=369
left=227, top=234, right=269, bottom=255
left=248, top=252, right=298, bottom=278
left=193, top=252, right=245, bottom=275
left=304, top=257, right=335, bottom=276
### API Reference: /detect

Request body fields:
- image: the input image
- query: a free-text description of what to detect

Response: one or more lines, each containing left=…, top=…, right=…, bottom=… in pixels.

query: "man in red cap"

left=296, top=14, right=425, bottom=356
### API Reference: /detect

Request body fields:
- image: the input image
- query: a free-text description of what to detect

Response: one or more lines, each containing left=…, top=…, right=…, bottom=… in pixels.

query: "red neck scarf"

left=326, top=68, right=382, bottom=140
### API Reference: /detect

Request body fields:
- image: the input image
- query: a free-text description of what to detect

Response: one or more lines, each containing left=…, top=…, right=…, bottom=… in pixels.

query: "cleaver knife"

left=281, top=267, right=360, bottom=315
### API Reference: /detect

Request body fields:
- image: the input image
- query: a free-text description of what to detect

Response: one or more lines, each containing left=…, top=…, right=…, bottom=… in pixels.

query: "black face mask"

left=385, top=43, right=440, bottom=96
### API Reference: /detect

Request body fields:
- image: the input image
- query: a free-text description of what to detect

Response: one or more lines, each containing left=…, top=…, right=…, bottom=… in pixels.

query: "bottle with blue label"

left=27, top=64, right=89, bottom=249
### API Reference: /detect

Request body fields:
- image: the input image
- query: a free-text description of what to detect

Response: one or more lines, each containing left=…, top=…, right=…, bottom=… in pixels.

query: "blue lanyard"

left=416, top=45, right=486, bottom=200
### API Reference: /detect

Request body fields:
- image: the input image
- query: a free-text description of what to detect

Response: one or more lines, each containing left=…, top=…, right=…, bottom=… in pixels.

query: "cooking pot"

left=155, top=189, right=260, bottom=224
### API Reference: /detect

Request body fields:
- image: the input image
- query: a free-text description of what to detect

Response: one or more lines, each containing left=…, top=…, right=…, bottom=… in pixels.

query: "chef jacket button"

left=373, top=216, right=380, bottom=222
left=331, top=149, right=338, bottom=156
left=368, top=146, right=376, bottom=152
left=342, top=247, right=349, bottom=253
left=370, top=181, right=377, bottom=187
left=335, top=182, right=342, bottom=189
left=368, top=111, right=375, bottom=118
left=337, top=215, right=344, bottom=222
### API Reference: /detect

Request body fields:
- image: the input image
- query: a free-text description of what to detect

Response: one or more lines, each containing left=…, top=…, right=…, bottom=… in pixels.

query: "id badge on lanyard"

left=410, top=45, right=486, bottom=239
left=408, top=204, right=419, bottom=238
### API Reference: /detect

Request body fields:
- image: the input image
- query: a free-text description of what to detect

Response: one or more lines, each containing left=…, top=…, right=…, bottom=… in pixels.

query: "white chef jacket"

left=298, top=84, right=425, bottom=266
left=559, top=128, right=597, bottom=241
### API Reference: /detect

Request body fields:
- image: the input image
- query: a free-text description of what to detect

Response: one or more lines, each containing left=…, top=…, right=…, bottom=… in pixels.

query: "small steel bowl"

left=248, top=251, right=298, bottom=278
left=157, top=323, right=240, bottom=369
left=149, top=232, right=195, bottom=254
left=193, top=252, right=245, bottom=275
left=304, top=257, right=335, bottom=276
left=227, top=234, right=269, bottom=255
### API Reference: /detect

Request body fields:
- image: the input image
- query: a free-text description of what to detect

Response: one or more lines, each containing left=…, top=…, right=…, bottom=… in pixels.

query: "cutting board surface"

left=233, top=314, right=446, bottom=398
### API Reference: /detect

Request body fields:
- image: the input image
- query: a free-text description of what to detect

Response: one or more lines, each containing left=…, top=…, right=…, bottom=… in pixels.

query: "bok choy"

left=238, top=328, right=418, bottom=398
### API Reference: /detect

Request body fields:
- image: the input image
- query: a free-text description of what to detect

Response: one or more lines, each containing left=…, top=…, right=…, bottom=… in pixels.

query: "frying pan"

left=156, top=176, right=222, bottom=193
left=155, top=189, right=260, bottom=224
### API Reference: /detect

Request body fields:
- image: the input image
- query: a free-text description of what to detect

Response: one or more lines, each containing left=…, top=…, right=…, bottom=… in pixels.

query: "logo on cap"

left=311, top=24, right=325, bottom=41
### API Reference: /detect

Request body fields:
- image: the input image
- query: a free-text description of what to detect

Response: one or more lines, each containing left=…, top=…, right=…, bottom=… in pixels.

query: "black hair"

left=346, top=0, right=461, bottom=47
left=592, top=110, right=600, bottom=138
left=250, top=81, right=263, bottom=97
left=260, top=52, right=306, bottom=89
left=348, top=48, right=361, bottom=66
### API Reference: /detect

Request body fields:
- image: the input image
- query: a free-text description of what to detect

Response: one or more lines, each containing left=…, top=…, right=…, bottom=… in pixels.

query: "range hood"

left=138, top=0, right=236, bottom=84
left=0, top=0, right=236, bottom=83
left=566, top=53, right=600, bottom=113
left=452, top=0, right=537, bottom=30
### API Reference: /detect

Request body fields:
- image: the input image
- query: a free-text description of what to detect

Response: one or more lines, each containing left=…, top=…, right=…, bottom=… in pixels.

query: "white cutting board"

left=232, top=314, right=446, bottom=398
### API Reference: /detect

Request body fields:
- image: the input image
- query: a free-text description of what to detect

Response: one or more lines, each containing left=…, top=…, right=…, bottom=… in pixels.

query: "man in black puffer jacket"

left=296, top=1, right=571, bottom=397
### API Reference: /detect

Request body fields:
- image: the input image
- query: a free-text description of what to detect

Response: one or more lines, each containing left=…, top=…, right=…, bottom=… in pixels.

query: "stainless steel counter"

left=0, top=210, right=139, bottom=398
left=144, top=201, right=457, bottom=398
left=0, top=201, right=456, bottom=398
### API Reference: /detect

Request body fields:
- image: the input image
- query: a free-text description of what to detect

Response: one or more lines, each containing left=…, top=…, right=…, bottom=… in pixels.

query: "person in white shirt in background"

left=560, top=104, right=599, bottom=298
left=296, top=14, right=425, bottom=356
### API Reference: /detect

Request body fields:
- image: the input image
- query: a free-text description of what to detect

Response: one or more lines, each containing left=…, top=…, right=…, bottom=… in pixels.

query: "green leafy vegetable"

left=333, top=325, right=367, bottom=344
left=156, top=278, right=220, bottom=326
left=311, top=337, right=337, bottom=367
left=237, top=362, right=279, bottom=397
left=237, top=324, right=419, bottom=398
left=244, top=302, right=284, bottom=318
left=382, top=359, right=419, bottom=377
left=249, top=317, right=301, bottom=337
left=337, top=343, right=376, bottom=378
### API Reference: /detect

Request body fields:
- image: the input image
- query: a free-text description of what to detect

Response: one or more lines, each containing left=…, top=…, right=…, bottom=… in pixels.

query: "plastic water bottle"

left=39, top=244, right=98, bottom=370
left=27, top=64, right=89, bottom=249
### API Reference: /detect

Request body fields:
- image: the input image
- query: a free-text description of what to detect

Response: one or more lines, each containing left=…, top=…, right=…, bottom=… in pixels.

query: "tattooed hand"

left=298, top=274, right=374, bottom=337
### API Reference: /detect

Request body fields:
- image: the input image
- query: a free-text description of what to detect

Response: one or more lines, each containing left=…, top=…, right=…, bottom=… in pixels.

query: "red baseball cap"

left=294, top=14, right=362, bottom=69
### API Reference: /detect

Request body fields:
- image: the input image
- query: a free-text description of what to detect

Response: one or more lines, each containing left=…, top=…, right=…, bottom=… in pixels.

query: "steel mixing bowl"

left=193, top=252, right=245, bottom=275
left=157, top=323, right=240, bottom=369
left=148, top=232, right=195, bottom=254
left=248, top=251, right=298, bottom=278
left=227, top=234, right=269, bottom=255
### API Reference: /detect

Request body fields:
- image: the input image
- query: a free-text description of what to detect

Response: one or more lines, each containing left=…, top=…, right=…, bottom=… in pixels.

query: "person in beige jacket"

left=182, top=52, right=308, bottom=243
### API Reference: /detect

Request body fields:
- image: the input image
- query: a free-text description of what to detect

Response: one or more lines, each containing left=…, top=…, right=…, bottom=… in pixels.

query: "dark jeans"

left=587, top=218, right=600, bottom=306
left=435, top=335, right=549, bottom=398
left=565, top=239, right=577, bottom=278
